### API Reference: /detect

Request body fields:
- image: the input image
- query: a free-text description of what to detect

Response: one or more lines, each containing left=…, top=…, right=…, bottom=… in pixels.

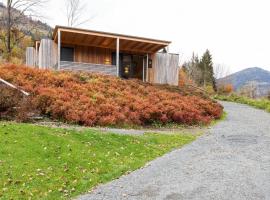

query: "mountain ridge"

left=218, top=67, right=270, bottom=97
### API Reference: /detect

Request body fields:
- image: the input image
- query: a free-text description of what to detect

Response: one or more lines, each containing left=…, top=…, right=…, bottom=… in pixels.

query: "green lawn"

left=0, top=123, right=195, bottom=199
left=215, top=94, right=270, bottom=112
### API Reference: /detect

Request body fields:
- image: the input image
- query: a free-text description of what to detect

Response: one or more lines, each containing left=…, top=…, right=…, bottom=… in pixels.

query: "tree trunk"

left=6, top=0, right=12, bottom=61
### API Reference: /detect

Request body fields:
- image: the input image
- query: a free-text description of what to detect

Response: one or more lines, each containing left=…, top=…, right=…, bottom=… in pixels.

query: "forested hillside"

left=0, top=2, right=52, bottom=64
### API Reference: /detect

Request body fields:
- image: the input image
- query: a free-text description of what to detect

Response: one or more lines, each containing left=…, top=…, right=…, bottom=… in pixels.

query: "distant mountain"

left=218, top=67, right=270, bottom=97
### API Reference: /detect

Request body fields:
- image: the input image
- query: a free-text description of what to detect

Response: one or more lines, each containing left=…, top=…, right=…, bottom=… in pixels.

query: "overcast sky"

left=32, top=0, right=270, bottom=73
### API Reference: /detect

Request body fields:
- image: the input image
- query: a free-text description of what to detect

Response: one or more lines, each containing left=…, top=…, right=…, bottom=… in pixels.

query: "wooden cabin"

left=26, top=26, right=179, bottom=85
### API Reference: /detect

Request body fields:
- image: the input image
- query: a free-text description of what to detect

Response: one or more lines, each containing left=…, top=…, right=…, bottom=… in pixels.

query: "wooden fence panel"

left=26, top=47, right=36, bottom=67
left=38, top=39, right=57, bottom=69
left=154, top=53, right=179, bottom=86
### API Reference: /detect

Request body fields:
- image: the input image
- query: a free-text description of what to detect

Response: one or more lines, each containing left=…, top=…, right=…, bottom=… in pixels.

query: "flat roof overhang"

left=53, top=26, right=171, bottom=54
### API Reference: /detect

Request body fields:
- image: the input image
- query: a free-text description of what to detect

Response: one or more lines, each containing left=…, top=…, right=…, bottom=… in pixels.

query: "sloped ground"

left=0, top=64, right=222, bottom=127
left=0, top=123, right=195, bottom=199
left=78, top=101, right=270, bottom=200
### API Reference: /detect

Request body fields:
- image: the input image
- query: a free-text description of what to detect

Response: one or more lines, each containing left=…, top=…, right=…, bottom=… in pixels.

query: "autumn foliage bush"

left=217, top=84, right=234, bottom=95
left=178, top=68, right=191, bottom=87
left=0, top=64, right=223, bottom=126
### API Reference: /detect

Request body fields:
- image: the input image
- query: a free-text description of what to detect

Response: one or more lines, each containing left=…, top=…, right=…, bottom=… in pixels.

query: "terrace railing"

left=60, top=61, right=117, bottom=76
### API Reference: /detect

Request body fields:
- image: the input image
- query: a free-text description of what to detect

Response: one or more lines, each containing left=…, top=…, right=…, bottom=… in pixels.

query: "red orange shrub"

left=0, top=64, right=223, bottom=126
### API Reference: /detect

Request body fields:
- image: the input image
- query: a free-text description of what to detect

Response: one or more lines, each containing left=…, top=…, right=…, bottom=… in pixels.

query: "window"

left=61, top=47, right=74, bottom=62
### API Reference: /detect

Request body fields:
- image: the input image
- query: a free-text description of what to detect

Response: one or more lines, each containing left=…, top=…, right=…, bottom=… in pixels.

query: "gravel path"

left=77, top=102, right=270, bottom=200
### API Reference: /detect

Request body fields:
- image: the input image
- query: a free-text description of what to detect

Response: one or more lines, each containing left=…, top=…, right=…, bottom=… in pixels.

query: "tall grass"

left=215, top=94, right=270, bottom=112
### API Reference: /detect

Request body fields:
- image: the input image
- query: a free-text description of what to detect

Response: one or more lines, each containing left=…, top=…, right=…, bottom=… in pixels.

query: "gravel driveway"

left=77, top=102, right=270, bottom=200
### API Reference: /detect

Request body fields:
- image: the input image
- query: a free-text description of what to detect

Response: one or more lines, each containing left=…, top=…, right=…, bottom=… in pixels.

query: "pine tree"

left=199, top=50, right=216, bottom=90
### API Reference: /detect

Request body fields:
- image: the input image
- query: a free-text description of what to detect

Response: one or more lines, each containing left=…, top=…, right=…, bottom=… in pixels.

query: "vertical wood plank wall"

left=38, top=39, right=57, bottom=69
left=26, top=47, right=36, bottom=67
left=69, top=45, right=113, bottom=65
left=153, top=53, right=179, bottom=86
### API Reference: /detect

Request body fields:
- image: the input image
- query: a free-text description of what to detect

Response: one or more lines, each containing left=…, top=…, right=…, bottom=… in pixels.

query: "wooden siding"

left=26, top=39, right=180, bottom=86
left=73, top=45, right=113, bottom=65
left=153, top=53, right=179, bottom=86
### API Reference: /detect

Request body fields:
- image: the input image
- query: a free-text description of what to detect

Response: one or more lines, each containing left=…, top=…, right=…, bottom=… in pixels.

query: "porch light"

left=124, top=66, right=129, bottom=74
left=148, top=59, right=152, bottom=68
left=105, top=58, right=110, bottom=65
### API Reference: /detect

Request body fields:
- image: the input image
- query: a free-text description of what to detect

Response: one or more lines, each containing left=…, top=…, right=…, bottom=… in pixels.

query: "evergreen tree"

left=199, top=50, right=216, bottom=90
left=182, top=50, right=217, bottom=91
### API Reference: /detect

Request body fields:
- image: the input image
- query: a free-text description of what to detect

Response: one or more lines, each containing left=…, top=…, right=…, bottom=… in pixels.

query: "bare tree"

left=64, top=0, right=93, bottom=27
left=0, top=0, right=48, bottom=60
left=238, top=81, right=258, bottom=98
left=182, top=53, right=202, bottom=85
left=214, top=64, right=230, bottom=79
left=267, top=91, right=270, bottom=100
left=214, top=64, right=233, bottom=92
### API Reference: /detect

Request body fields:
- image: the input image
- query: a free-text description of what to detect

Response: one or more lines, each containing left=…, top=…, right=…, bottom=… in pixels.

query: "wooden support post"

left=146, top=54, right=149, bottom=82
left=143, top=57, right=145, bottom=82
left=57, top=29, right=61, bottom=70
left=116, top=37, right=120, bottom=77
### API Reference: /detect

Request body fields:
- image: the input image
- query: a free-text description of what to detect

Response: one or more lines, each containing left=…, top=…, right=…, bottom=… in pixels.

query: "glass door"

left=122, top=55, right=132, bottom=79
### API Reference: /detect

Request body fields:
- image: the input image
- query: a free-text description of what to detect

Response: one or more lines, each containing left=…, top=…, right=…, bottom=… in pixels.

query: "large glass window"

left=61, top=47, right=74, bottom=62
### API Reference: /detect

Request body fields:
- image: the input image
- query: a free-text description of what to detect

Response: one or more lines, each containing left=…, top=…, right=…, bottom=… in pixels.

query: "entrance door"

left=112, top=53, right=144, bottom=80
left=112, top=53, right=131, bottom=79
left=131, top=55, right=144, bottom=80
left=122, top=55, right=132, bottom=79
